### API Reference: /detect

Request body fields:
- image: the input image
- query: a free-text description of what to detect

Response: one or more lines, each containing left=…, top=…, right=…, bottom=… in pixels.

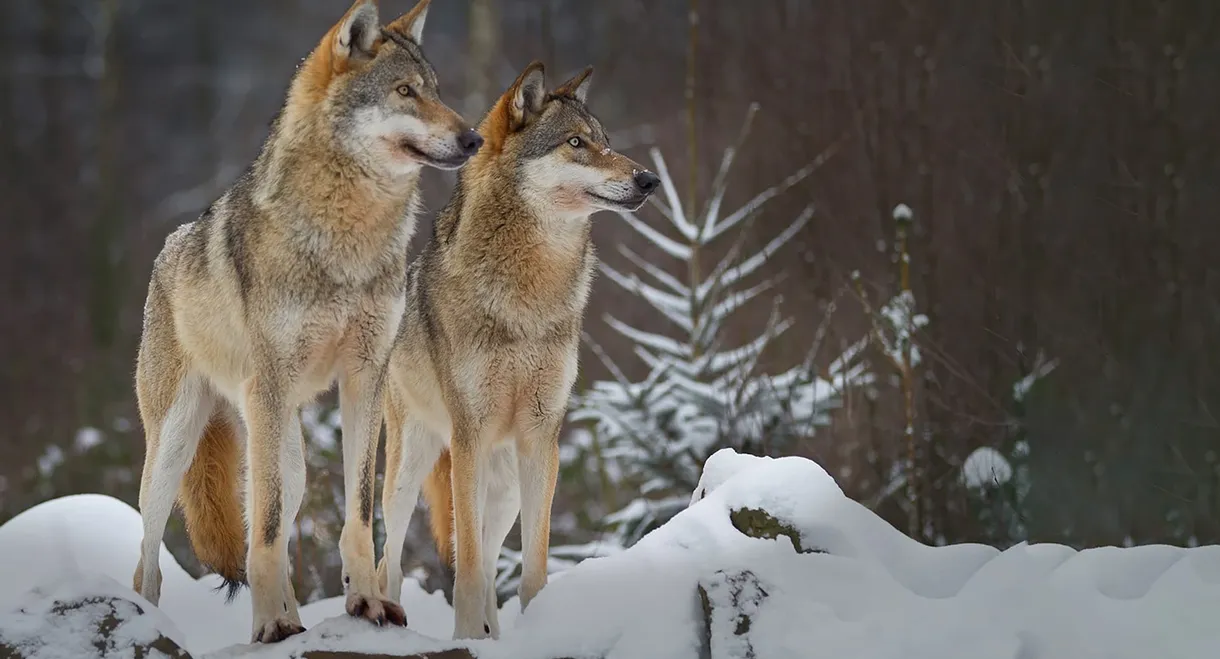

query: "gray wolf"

left=130, top=0, right=481, bottom=643
left=374, top=60, right=660, bottom=639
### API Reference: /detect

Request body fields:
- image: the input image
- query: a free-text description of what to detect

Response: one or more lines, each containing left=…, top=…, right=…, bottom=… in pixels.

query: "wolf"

left=373, top=60, right=661, bottom=639
left=130, top=0, right=482, bottom=643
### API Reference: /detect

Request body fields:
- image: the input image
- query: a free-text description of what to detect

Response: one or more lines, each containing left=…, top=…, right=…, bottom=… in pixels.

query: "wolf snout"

left=457, top=129, right=484, bottom=156
left=634, top=171, right=661, bottom=195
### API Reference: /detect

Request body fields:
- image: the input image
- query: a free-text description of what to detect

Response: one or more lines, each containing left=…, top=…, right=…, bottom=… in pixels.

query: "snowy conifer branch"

left=615, top=210, right=692, bottom=260
left=598, top=261, right=692, bottom=331
left=707, top=132, right=846, bottom=242
left=701, top=103, right=760, bottom=238
left=605, top=316, right=692, bottom=358
left=647, top=148, right=696, bottom=240
left=580, top=330, right=632, bottom=388
left=554, top=104, right=867, bottom=560
left=702, top=204, right=814, bottom=301
left=617, top=244, right=690, bottom=296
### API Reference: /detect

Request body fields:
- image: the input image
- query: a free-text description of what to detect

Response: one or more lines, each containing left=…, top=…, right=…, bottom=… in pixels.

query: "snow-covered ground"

left=2, top=450, right=1218, bottom=658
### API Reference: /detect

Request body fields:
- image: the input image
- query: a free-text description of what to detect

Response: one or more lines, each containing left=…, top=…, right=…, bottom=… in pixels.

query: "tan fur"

left=132, top=0, right=476, bottom=644
left=180, top=414, right=247, bottom=586
left=422, top=450, right=455, bottom=567
left=378, top=61, right=658, bottom=640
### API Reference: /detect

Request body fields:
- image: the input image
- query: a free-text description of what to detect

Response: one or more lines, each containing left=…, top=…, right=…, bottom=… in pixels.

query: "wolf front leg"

left=243, top=373, right=307, bottom=643
left=516, top=419, right=561, bottom=610
left=449, top=418, right=493, bottom=640
left=338, top=364, right=408, bottom=627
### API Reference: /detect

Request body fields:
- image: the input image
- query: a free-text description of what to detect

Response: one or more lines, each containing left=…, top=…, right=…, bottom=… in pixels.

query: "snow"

left=0, top=574, right=183, bottom=659
left=1012, top=351, right=1059, bottom=402
left=2, top=452, right=1218, bottom=658
left=488, top=447, right=1220, bottom=659
left=0, top=494, right=477, bottom=657
left=36, top=445, right=64, bottom=476
left=73, top=428, right=104, bottom=453
left=962, top=446, right=1015, bottom=488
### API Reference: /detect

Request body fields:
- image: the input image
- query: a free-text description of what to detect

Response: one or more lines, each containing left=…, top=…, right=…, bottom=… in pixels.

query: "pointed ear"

left=553, top=66, right=594, bottom=103
left=507, top=61, right=547, bottom=131
left=384, top=0, right=430, bottom=44
left=332, top=0, right=381, bottom=65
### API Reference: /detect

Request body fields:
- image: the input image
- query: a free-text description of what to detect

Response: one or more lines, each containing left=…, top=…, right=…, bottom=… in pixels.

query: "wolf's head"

left=292, top=0, right=481, bottom=174
left=477, top=61, right=660, bottom=219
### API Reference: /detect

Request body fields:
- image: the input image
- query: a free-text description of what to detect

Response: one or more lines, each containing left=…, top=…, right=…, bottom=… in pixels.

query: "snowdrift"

left=2, top=450, right=1218, bottom=658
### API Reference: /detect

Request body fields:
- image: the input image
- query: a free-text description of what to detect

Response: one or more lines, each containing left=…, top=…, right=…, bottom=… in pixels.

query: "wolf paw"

left=253, top=618, right=306, bottom=643
left=346, top=592, right=408, bottom=627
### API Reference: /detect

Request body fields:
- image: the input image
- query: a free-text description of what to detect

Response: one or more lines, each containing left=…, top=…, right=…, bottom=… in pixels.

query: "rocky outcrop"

left=697, top=570, right=770, bottom=659
left=729, top=506, right=824, bottom=554
left=0, top=594, right=191, bottom=659
left=300, top=651, right=475, bottom=659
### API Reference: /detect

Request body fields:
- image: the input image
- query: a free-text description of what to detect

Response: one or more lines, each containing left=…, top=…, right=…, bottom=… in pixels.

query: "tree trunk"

left=466, top=0, right=498, bottom=117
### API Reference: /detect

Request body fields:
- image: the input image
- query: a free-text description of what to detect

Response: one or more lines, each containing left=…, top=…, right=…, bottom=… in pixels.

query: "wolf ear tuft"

left=554, top=66, right=594, bottom=103
left=334, top=0, right=381, bottom=64
left=508, top=61, right=547, bottom=131
left=385, top=0, right=430, bottom=45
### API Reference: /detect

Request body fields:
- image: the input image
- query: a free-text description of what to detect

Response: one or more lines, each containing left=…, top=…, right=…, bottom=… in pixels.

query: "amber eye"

left=567, top=136, right=583, bottom=148
left=396, top=84, right=415, bottom=98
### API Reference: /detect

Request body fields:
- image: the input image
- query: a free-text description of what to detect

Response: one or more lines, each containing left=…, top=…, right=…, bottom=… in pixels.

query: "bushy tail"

left=422, top=449, right=454, bottom=568
left=180, top=414, right=248, bottom=601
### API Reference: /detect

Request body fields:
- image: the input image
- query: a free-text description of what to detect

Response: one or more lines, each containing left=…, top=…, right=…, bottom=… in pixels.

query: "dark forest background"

left=2, top=0, right=1218, bottom=602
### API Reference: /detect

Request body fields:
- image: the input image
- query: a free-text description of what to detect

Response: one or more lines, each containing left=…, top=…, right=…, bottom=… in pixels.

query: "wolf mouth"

left=589, top=191, right=649, bottom=212
left=400, top=140, right=470, bottom=170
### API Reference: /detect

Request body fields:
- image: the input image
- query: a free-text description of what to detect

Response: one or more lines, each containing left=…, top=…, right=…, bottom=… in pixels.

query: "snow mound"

left=0, top=494, right=467, bottom=656
left=0, top=574, right=188, bottom=658
left=488, top=448, right=1219, bottom=659
left=2, top=453, right=1218, bottom=658
left=962, top=446, right=1014, bottom=488
left=0, top=493, right=254, bottom=654
left=0, top=494, right=196, bottom=613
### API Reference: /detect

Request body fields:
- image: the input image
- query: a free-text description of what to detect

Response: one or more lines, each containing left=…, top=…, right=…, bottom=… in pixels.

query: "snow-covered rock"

left=0, top=494, right=487, bottom=657
left=2, top=452, right=1219, bottom=658
left=0, top=574, right=189, bottom=658
left=488, top=447, right=1220, bottom=658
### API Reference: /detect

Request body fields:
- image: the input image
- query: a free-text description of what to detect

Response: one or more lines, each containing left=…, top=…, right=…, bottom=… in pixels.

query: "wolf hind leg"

left=278, top=416, right=308, bottom=627
left=379, top=413, right=444, bottom=606
left=134, top=370, right=216, bottom=606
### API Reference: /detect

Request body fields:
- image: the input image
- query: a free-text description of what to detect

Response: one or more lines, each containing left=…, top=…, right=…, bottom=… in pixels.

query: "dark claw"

left=346, top=594, right=407, bottom=628
left=385, top=602, right=408, bottom=627
left=484, top=623, right=490, bottom=634
left=256, top=620, right=307, bottom=644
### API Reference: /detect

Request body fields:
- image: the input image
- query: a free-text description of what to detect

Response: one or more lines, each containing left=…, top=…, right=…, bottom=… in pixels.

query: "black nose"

left=634, top=171, right=660, bottom=194
left=457, top=129, right=484, bottom=154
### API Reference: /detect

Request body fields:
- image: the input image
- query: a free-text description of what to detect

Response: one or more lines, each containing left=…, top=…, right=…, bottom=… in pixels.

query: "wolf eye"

left=567, top=136, right=584, bottom=148
left=396, top=84, right=416, bottom=98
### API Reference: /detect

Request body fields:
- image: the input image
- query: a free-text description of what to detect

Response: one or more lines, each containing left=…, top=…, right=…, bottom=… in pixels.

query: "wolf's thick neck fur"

left=438, top=162, right=594, bottom=321
left=242, top=81, right=423, bottom=281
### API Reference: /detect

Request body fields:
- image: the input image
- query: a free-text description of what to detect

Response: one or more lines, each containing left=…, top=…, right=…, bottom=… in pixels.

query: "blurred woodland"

left=2, top=0, right=1219, bottom=603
